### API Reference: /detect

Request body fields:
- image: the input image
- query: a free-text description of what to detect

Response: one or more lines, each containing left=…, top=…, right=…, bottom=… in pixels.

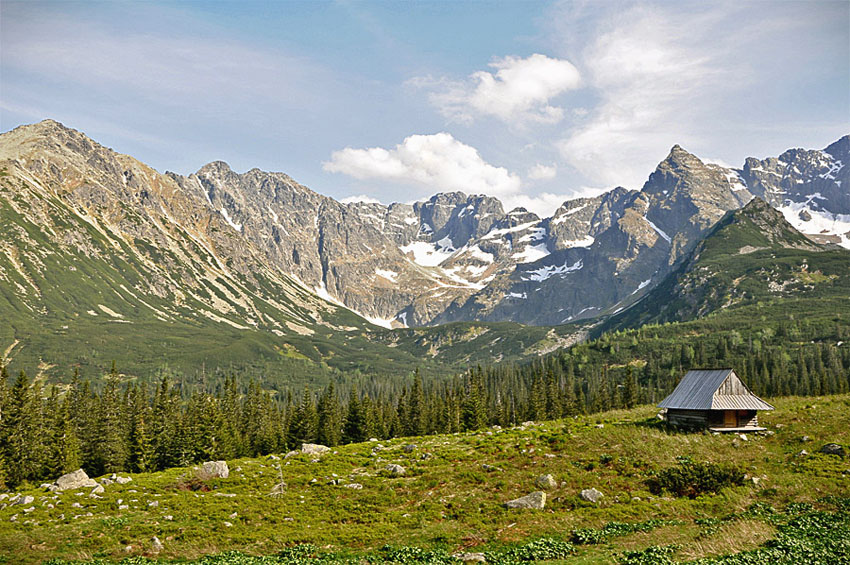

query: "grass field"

left=0, top=395, right=847, bottom=564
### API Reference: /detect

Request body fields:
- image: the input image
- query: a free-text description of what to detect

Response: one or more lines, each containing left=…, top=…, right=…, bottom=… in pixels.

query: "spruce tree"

left=317, top=382, right=342, bottom=446
left=288, top=387, right=318, bottom=446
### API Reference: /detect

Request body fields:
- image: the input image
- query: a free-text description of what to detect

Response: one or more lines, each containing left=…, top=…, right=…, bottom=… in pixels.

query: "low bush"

left=646, top=457, right=744, bottom=498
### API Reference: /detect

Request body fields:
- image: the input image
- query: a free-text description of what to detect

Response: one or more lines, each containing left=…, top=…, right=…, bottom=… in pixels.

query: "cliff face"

left=2, top=120, right=847, bottom=330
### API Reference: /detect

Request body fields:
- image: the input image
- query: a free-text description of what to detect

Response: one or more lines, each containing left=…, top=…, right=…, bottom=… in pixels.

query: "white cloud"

left=416, top=54, right=581, bottom=126
left=527, top=163, right=557, bottom=180
left=339, top=194, right=383, bottom=204
left=556, top=6, right=730, bottom=188
left=324, top=133, right=522, bottom=196
left=501, top=192, right=573, bottom=218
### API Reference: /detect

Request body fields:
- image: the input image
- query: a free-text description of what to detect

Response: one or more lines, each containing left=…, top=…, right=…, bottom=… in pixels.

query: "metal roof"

left=657, top=369, right=774, bottom=411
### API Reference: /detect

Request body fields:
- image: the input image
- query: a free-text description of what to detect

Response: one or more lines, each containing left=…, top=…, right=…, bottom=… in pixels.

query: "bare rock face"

left=201, top=461, right=229, bottom=479
left=505, top=491, right=546, bottom=510
left=54, top=469, right=98, bottom=491
left=1, top=120, right=845, bottom=335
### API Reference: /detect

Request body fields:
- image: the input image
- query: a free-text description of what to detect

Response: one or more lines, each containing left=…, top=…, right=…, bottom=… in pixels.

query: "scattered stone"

left=23, top=507, right=35, bottom=513
left=403, top=444, right=417, bottom=453
left=344, top=483, right=363, bottom=490
left=214, top=493, right=236, bottom=497
left=580, top=488, right=604, bottom=503
left=535, top=474, right=558, bottom=490
left=100, top=478, right=114, bottom=486
left=201, top=461, right=229, bottom=479
left=71, top=502, right=82, bottom=508
left=55, top=469, right=98, bottom=491
left=301, top=443, right=331, bottom=455
left=481, top=464, right=502, bottom=473
left=229, top=512, right=238, bottom=519
left=385, top=464, right=405, bottom=477
left=40, top=483, right=53, bottom=490
left=595, top=423, right=605, bottom=429
left=164, top=515, right=174, bottom=521
left=119, top=505, right=129, bottom=510
left=453, top=552, right=486, bottom=563
left=820, top=443, right=846, bottom=457
left=738, top=433, right=748, bottom=441
left=115, top=476, right=132, bottom=485
left=151, top=536, right=163, bottom=553
left=13, top=495, right=34, bottom=506
left=224, top=521, right=233, bottom=527
left=801, top=435, right=812, bottom=443
left=505, top=491, right=546, bottom=510
left=90, top=485, right=105, bottom=495
left=284, top=450, right=299, bottom=459
left=268, top=454, right=280, bottom=460
left=797, top=450, right=809, bottom=457
left=124, top=545, right=133, bottom=553
left=9, top=515, right=17, bottom=522
left=148, top=501, right=159, bottom=508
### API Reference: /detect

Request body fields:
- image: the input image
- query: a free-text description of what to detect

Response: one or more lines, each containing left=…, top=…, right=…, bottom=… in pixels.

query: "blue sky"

left=1, top=0, right=848, bottom=216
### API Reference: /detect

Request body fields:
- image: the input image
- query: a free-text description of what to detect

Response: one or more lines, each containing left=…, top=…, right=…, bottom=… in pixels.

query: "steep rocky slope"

left=1, top=120, right=847, bottom=334
left=600, top=197, right=849, bottom=331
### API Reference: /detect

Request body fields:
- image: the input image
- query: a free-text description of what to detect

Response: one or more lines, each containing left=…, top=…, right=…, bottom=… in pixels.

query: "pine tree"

left=623, top=365, right=639, bottom=409
left=2, top=371, right=38, bottom=487
left=317, top=382, right=342, bottom=446
left=404, top=369, right=426, bottom=436
left=288, top=387, right=318, bottom=446
left=98, top=363, right=127, bottom=473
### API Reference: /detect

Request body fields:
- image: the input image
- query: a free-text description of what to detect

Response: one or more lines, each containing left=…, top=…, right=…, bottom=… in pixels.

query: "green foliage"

left=646, top=457, right=745, bottom=498
left=618, top=545, right=679, bottom=565
left=571, top=519, right=682, bottom=544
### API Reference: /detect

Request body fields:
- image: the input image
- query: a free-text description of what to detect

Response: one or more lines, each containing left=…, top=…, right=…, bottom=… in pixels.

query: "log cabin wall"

left=666, top=409, right=709, bottom=428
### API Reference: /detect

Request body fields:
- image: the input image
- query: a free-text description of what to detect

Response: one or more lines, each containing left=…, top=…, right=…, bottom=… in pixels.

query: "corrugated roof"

left=658, top=369, right=774, bottom=410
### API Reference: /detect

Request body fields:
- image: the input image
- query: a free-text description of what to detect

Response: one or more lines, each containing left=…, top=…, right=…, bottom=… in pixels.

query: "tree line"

left=1, top=316, right=848, bottom=489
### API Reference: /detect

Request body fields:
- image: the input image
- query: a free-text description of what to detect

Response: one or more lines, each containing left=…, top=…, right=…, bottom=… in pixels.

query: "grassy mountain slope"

left=600, top=198, right=849, bottom=334
left=1, top=394, right=847, bottom=564
left=0, top=159, right=583, bottom=385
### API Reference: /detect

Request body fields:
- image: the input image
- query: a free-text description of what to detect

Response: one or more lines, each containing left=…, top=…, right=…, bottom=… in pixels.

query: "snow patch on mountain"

left=400, top=240, right=455, bottom=267
left=220, top=208, right=242, bottom=231
left=779, top=200, right=850, bottom=249
left=512, top=242, right=550, bottom=263
left=561, top=235, right=595, bottom=248
left=375, top=268, right=399, bottom=283
left=644, top=215, right=671, bottom=243
left=521, top=259, right=582, bottom=282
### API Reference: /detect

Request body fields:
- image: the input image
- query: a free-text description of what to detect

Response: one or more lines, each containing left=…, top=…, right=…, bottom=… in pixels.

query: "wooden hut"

left=658, top=368, right=773, bottom=431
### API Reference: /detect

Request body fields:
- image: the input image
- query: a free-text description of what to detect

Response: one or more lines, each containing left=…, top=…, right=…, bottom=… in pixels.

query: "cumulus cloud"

left=555, top=6, right=728, bottom=188
left=323, top=133, right=522, bottom=196
left=339, top=194, right=383, bottom=204
left=527, top=163, right=557, bottom=180
left=500, top=192, right=574, bottom=218
left=415, top=54, right=581, bottom=126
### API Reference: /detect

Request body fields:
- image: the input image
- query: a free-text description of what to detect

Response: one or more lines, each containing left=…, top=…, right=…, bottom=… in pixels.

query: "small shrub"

left=646, top=458, right=744, bottom=498
left=618, top=544, right=679, bottom=565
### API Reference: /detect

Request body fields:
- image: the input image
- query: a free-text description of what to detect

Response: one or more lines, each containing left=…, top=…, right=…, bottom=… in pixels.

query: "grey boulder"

left=505, top=491, right=546, bottom=510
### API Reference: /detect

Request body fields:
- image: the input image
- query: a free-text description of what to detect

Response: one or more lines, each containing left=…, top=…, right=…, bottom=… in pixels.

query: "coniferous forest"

left=2, top=312, right=848, bottom=489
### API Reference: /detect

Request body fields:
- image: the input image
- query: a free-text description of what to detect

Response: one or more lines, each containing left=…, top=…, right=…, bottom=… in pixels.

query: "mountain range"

left=0, top=120, right=847, bottom=378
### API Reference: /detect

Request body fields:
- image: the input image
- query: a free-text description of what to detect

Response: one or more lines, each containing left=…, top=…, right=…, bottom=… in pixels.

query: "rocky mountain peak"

left=824, top=135, right=850, bottom=159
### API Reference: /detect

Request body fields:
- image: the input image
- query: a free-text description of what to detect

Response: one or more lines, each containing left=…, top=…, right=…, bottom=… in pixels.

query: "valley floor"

left=0, top=395, right=848, bottom=564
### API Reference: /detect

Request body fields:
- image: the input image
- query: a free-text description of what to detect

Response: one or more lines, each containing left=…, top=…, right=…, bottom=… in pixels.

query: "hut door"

left=724, top=411, right=736, bottom=427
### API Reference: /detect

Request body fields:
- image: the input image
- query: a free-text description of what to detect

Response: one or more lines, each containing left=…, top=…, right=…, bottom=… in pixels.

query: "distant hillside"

left=600, top=197, right=850, bottom=333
